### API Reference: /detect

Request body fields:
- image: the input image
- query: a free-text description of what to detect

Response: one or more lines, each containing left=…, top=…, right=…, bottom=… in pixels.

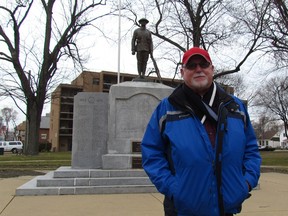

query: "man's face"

left=181, top=55, right=214, bottom=96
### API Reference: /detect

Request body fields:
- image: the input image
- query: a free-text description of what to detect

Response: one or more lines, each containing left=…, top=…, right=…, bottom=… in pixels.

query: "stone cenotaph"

left=102, top=81, right=173, bottom=169
left=71, top=81, right=173, bottom=170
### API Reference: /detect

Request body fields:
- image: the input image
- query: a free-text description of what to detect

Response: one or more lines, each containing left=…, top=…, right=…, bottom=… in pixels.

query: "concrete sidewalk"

left=1, top=172, right=288, bottom=216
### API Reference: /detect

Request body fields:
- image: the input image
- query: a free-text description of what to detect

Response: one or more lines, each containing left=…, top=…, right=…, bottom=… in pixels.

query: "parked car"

left=258, top=145, right=276, bottom=151
left=0, top=141, right=23, bottom=153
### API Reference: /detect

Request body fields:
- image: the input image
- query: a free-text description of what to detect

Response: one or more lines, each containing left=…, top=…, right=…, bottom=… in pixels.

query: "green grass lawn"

left=0, top=150, right=287, bottom=170
left=260, top=150, right=288, bottom=166
left=0, top=151, right=71, bottom=170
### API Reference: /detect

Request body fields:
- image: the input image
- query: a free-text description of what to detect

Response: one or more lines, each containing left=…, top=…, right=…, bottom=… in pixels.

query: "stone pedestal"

left=72, top=92, right=108, bottom=169
left=102, top=81, right=173, bottom=169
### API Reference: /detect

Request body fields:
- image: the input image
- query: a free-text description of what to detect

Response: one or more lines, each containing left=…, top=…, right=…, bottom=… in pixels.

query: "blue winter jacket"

left=141, top=91, right=261, bottom=216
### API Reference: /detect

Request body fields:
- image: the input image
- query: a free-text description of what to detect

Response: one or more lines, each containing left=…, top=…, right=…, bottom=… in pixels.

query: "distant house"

left=39, top=113, right=50, bottom=144
left=258, top=130, right=280, bottom=149
left=17, top=113, right=50, bottom=145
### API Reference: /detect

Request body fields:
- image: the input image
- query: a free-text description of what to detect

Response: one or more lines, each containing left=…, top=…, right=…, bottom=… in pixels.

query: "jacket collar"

left=168, top=82, right=233, bottom=122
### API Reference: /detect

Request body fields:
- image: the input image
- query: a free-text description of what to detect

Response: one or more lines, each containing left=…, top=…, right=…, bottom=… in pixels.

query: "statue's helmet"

left=138, top=18, right=149, bottom=24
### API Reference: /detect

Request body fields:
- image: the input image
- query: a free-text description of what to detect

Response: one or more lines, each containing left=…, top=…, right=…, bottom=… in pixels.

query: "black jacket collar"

left=168, top=82, right=233, bottom=122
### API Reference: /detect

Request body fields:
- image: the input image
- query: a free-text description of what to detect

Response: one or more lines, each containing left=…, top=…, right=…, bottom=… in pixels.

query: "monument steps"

left=16, top=166, right=158, bottom=196
left=37, top=177, right=152, bottom=187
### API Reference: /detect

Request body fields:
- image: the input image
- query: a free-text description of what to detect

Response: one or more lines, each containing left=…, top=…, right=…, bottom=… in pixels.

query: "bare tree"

left=254, top=76, right=288, bottom=138
left=215, top=73, right=250, bottom=98
left=0, top=0, right=111, bottom=155
left=262, top=0, right=288, bottom=67
left=236, top=0, right=288, bottom=71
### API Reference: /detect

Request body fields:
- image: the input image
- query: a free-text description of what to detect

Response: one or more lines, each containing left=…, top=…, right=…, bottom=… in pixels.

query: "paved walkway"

left=1, top=172, right=288, bottom=216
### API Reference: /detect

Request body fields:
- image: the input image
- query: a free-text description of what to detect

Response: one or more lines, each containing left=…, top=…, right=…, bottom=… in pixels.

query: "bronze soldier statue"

left=131, top=18, right=153, bottom=78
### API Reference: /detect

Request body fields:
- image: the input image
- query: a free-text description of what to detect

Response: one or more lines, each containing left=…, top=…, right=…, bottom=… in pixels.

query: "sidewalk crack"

left=0, top=195, right=15, bottom=215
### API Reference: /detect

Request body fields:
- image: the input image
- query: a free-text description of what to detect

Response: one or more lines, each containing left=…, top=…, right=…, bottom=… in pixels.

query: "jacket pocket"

left=172, top=167, right=213, bottom=214
left=223, top=173, right=249, bottom=210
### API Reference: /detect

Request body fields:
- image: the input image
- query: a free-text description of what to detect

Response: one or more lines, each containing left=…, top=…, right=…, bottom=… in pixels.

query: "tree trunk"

left=24, top=102, right=41, bottom=155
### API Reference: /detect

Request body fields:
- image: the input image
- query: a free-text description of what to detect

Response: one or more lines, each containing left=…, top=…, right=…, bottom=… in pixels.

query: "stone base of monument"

left=16, top=166, right=157, bottom=196
left=102, top=154, right=142, bottom=169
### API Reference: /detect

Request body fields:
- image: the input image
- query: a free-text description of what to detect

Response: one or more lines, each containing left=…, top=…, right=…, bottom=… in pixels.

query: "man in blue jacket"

left=141, top=47, right=261, bottom=216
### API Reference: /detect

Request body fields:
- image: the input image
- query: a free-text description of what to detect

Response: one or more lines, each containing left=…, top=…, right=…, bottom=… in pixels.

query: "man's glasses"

left=184, top=61, right=210, bottom=70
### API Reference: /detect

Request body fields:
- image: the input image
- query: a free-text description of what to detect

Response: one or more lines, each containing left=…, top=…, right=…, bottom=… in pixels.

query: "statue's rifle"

left=150, top=53, right=162, bottom=83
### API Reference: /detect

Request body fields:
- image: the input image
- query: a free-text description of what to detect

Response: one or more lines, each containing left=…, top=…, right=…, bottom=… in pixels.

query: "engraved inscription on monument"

left=132, top=141, right=141, bottom=153
left=115, top=94, right=159, bottom=139
left=132, top=157, right=142, bottom=169
left=72, top=92, right=108, bottom=169
left=131, top=141, right=142, bottom=168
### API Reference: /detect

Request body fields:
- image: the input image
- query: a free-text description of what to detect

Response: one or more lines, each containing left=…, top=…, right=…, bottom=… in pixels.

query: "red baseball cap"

left=182, top=47, right=212, bottom=65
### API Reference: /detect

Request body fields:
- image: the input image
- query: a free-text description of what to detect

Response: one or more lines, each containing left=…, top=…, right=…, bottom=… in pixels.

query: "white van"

left=0, top=141, right=23, bottom=153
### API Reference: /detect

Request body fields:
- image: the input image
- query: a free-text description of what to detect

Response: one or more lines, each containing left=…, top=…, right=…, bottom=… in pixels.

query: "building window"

left=41, top=134, right=47, bottom=140
left=92, top=78, right=100, bottom=85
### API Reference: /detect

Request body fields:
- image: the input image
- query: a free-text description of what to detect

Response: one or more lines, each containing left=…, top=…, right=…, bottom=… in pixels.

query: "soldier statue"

left=131, top=18, right=153, bottom=78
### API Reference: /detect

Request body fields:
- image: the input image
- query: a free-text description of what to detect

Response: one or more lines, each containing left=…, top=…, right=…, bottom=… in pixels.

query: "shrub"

left=39, top=142, right=52, bottom=152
